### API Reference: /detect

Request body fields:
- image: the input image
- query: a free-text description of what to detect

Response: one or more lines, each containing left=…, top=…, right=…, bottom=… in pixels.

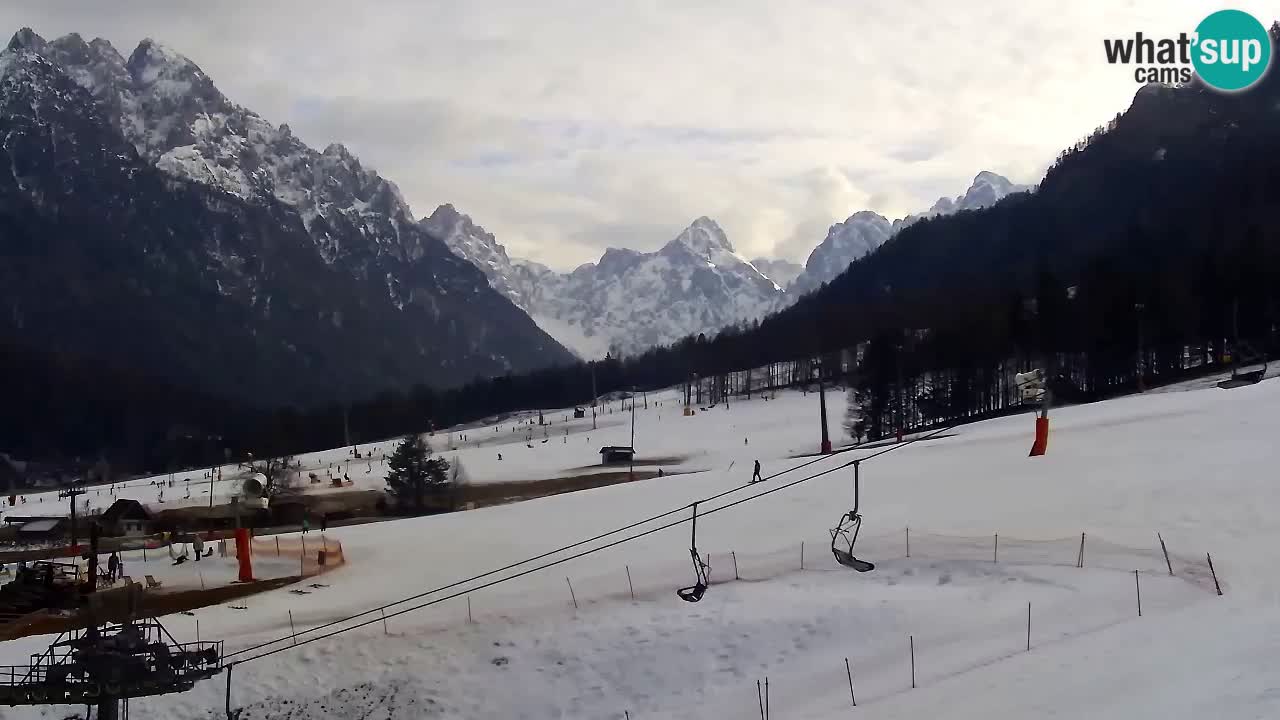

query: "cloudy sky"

left=4, top=1, right=1275, bottom=270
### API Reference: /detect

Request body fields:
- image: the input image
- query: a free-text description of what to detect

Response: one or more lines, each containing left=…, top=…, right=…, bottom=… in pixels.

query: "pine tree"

left=843, top=388, right=867, bottom=443
left=385, top=434, right=450, bottom=513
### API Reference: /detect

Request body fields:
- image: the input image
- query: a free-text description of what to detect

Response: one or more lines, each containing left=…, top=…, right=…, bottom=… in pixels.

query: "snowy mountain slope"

left=751, top=257, right=804, bottom=288
left=787, top=172, right=1031, bottom=298
left=3, top=29, right=572, bottom=403
left=6, top=375, right=1278, bottom=719
left=428, top=209, right=784, bottom=357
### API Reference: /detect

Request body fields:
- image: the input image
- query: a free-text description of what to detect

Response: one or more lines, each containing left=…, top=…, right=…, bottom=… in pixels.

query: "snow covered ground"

left=3, top=375, right=1279, bottom=718
left=6, top=388, right=754, bottom=518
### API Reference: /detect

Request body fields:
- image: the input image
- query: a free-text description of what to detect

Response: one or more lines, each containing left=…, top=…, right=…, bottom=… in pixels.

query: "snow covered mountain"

left=787, top=172, right=1031, bottom=298
left=430, top=173, right=1028, bottom=359
left=428, top=210, right=783, bottom=358
left=0, top=29, right=572, bottom=405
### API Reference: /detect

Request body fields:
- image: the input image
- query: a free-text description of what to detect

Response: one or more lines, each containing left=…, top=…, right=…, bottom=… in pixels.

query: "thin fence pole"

left=196, top=617, right=200, bottom=645
left=994, top=533, right=999, bottom=563
left=1207, top=553, right=1223, bottom=596
left=566, top=576, right=579, bottom=609
left=1134, top=570, right=1142, bottom=617
left=910, top=635, right=916, bottom=689
left=801, top=541, right=805, bottom=570
left=142, top=546, right=147, bottom=563
left=467, top=596, right=473, bottom=624
left=626, top=565, right=635, bottom=600
left=1077, top=532, right=1086, bottom=568
left=288, top=610, right=297, bottom=645
left=906, top=527, right=910, bottom=558
left=1158, top=533, right=1173, bottom=576
left=276, top=537, right=281, bottom=556
left=225, top=663, right=233, bottom=720
left=732, top=551, right=740, bottom=580
left=765, top=676, right=770, bottom=720
left=381, top=608, right=388, bottom=635
left=1026, top=602, right=1031, bottom=651
left=845, top=657, right=856, bottom=706
left=757, top=680, right=765, bottom=720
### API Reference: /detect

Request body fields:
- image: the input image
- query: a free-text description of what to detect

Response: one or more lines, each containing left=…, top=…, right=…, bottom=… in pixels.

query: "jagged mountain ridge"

left=435, top=173, right=1028, bottom=358
left=0, top=29, right=573, bottom=406
left=425, top=209, right=782, bottom=357
left=787, top=171, right=1031, bottom=297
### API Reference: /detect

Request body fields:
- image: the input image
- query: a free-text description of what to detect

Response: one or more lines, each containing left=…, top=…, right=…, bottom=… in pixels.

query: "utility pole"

left=206, top=436, right=223, bottom=509
left=818, top=361, right=832, bottom=454
left=1135, top=302, right=1146, bottom=392
left=590, top=361, right=598, bottom=430
left=59, top=481, right=86, bottom=553
left=896, top=336, right=906, bottom=442
left=629, top=386, right=637, bottom=479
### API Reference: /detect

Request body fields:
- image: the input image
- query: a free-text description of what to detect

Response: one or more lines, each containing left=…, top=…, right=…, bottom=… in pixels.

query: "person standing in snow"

left=193, top=533, right=205, bottom=562
left=107, top=552, right=120, bottom=582
left=751, top=460, right=762, bottom=483
left=301, top=514, right=310, bottom=534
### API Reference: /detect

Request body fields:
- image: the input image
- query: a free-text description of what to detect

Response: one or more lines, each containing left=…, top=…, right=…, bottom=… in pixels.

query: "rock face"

left=0, top=29, right=573, bottom=406
left=432, top=210, right=786, bottom=358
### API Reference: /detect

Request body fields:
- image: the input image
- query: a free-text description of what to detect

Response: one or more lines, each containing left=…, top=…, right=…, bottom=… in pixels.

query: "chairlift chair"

left=830, top=462, right=875, bottom=572
left=676, top=503, right=711, bottom=602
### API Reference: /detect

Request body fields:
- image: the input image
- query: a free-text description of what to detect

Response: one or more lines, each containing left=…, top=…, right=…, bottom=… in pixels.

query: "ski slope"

left=5, top=389, right=758, bottom=518
left=3, top=377, right=1279, bottom=719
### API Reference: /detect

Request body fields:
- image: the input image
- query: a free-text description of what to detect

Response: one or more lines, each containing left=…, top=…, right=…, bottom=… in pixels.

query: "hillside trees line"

left=4, top=26, right=1279, bottom=474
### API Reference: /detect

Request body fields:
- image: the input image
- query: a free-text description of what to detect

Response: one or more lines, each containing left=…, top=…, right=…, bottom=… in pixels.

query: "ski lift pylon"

left=830, top=461, right=874, bottom=572
left=676, top=502, right=711, bottom=602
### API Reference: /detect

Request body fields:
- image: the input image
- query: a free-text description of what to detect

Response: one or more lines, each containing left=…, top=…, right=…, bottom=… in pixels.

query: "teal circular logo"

left=1192, top=10, right=1272, bottom=92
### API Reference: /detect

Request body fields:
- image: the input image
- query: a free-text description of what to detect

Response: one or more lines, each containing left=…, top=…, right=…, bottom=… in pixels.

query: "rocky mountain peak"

left=322, top=142, right=355, bottom=160
left=47, top=32, right=89, bottom=59
left=663, top=216, right=735, bottom=257
left=786, top=173, right=1028, bottom=299
left=422, top=204, right=503, bottom=258
left=960, top=170, right=1023, bottom=209
left=7, top=28, right=46, bottom=53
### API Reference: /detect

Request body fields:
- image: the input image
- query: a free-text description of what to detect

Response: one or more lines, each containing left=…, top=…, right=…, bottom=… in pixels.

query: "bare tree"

left=251, top=455, right=297, bottom=498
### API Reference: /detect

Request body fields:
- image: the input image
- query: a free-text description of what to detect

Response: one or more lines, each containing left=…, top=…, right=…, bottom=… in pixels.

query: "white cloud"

left=4, top=0, right=1277, bottom=269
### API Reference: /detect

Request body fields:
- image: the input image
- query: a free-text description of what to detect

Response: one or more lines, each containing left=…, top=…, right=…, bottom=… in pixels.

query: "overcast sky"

left=4, top=1, right=1275, bottom=270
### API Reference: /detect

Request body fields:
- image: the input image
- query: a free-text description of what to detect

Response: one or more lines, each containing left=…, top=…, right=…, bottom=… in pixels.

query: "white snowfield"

left=6, top=389, right=707, bottom=517
left=4, top=377, right=1280, bottom=719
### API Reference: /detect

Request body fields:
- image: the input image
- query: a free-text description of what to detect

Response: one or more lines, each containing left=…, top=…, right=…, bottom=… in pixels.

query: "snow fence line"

left=231, top=534, right=346, bottom=579
left=220, top=528, right=1222, bottom=720
left=349, top=527, right=1221, bottom=631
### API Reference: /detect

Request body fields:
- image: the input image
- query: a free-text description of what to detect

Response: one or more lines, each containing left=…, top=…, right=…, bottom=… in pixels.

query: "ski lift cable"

left=229, top=421, right=961, bottom=668
left=222, top=444, right=853, bottom=661
left=232, top=456, right=858, bottom=666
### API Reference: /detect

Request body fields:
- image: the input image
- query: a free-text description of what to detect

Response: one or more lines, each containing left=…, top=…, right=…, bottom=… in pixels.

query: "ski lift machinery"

left=676, top=503, right=711, bottom=602
left=830, top=461, right=875, bottom=572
